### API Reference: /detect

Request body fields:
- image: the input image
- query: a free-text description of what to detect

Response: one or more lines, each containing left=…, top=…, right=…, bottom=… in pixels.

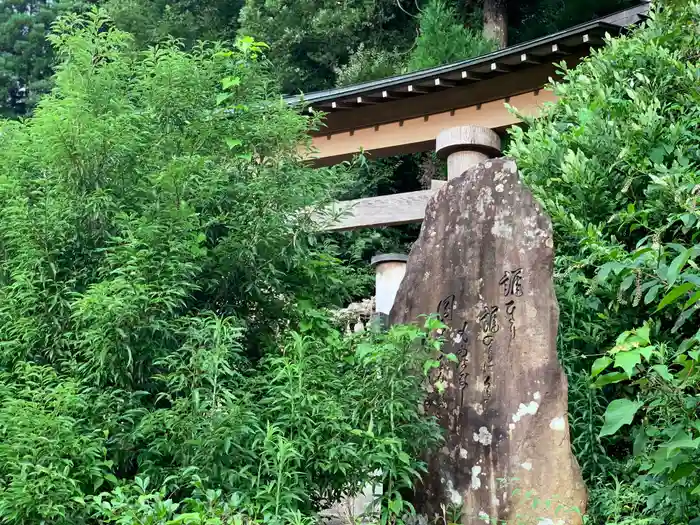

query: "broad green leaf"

left=597, top=262, right=623, bottom=282
left=225, top=138, right=242, bottom=150
left=424, top=316, right=447, bottom=331
left=620, top=273, right=635, bottom=291
left=636, top=324, right=651, bottom=344
left=614, top=329, right=632, bottom=347
left=669, top=463, right=696, bottom=481
left=667, top=248, right=691, bottom=287
left=679, top=337, right=697, bottom=354
left=591, top=356, right=612, bottom=377
left=680, top=213, right=697, bottom=229
left=649, top=457, right=672, bottom=475
left=645, top=426, right=660, bottom=437
left=356, top=343, right=374, bottom=360
left=614, top=350, right=641, bottom=378
left=650, top=146, right=665, bottom=164
left=657, top=282, right=695, bottom=311
left=644, top=284, right=662, bottom=304
left=169, top=513, right=202, bottom=523
left=672, top=307, right=695, bottom=333
left=423, top=359, right=441, bottom=376
left=599, top=398, right=642, bottom=437
left=633, top=428, right=648, bottom=456
left=104, top=473, right=119, bottom=486
left=684, top=274, right=700, bottom=287
left=651, top=364, right=674, bottom=382
left=221, top=76, right=241, bottom=89
left=638, top=345, right=654, bottom=361
left=667, top=243, right=687, bottom=254
left=659, top=436, right=700, bottom=452
left=216, top=92, right=231, bottom=105
left=683, top=290, right=700, bottom=310
left=592, top=372, right=628, bottom=388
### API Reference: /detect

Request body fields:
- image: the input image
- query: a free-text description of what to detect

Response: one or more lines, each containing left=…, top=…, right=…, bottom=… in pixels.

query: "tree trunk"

left=483, top=0, right=508, bottom=48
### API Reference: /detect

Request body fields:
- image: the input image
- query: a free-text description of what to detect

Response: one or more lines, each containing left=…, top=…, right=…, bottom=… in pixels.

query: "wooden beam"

left=551, top=43, right=572, bottom=55
left=434, top=78, right=456, bottom=88
left=520, top=53, right=541, bottom=65
left=460, top=70, right=481, bottom=80
left=316, top=188, right=441, bottom=231
left=407, top=84, right=429, bottom=94
left=356, top=96, right=378, bottom=105
left=490, top=62, right=510, bottom=73
left=303, top=89, right=557, bottom=165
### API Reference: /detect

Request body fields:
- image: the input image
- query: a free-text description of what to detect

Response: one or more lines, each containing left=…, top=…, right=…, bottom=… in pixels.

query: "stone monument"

left=390, top=136, right=586, bottom=524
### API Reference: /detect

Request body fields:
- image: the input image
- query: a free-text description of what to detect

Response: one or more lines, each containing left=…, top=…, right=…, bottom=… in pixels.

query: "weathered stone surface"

left=390, top=158, right=586, bottom=524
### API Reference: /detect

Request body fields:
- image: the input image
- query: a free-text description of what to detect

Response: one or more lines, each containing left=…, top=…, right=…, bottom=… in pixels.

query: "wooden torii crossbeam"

left=319, top=181, right=446, bottom=232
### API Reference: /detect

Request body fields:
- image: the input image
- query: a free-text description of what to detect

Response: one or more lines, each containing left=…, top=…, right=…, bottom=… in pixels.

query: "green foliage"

left=335, top=0, right=496, bottom=86
left=102, top=0, right=244, bottom=49
left=508, top=2, right=700, bottom=523
left=0, top=0, right=92, bottom=117
left=334, top=43, right=403, bottom=87
left=0, top=364, right=109, bottom=523
left=238, top=0, right=414, bottom=92
left=406, top=0, right=495, bottom=72
left=0, top=0, right=648, bottom=119
left=0, top=9, right=442, bottom=524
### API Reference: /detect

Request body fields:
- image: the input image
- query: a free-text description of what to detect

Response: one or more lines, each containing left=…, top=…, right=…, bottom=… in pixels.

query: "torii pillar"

left=436, top=125, right=502, bottom=181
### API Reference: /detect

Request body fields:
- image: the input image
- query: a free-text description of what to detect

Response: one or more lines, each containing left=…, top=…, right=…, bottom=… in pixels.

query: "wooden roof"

left=285, top=3, right=648, bottom=115
left=287, top=2, right=649, bottom=166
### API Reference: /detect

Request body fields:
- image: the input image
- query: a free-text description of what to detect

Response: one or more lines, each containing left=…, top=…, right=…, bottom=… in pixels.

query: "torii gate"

left=287, top=2, right=648, bottom=235
left=287, top=3, right=649, bottom=326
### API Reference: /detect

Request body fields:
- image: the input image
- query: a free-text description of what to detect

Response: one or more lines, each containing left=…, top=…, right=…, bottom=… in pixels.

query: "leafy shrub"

left=335, top=43, right=403, bottom=87
left=0, top=364, right=108, bottom=523
left=508, top=2, right=700, bottom=523
left=406, top=0, right=495, bottom=72
left=238, top=0, right=414, bottom=92
left=0, top=9, right=442, bottom=524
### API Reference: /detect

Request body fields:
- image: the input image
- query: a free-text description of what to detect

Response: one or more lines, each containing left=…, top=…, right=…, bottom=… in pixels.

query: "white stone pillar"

left=371, top=253, right=409, bottom=316
left=436, top=125, right=502, bottom=180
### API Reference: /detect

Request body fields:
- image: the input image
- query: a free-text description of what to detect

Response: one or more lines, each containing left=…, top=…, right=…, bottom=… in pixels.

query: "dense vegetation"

left=0, top=11, right=448, bottom=524
left=508, top=2, right=700, bottom=522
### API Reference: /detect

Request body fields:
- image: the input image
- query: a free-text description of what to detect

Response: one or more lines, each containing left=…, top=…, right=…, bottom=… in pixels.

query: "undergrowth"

left=0, top=9, right=444, bottom=524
